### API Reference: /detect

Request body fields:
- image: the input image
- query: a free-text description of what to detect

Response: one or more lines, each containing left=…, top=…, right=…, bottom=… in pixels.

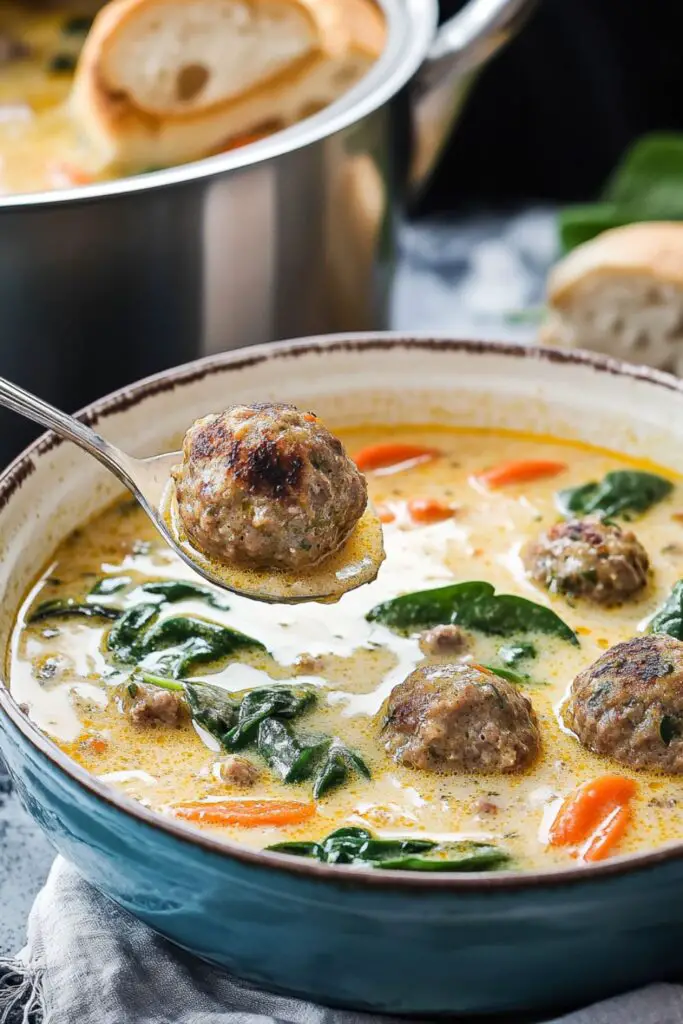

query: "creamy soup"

left=9, top=426, right=683, bottom=872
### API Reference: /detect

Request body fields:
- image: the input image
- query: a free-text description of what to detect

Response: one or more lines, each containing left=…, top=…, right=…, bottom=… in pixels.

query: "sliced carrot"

left=51, top=161, right=95, bottom=186
left=83, top=736, right=108, bottom=755
left=173, top=799, right=316, bottom=828
left=407, top=498, right=454, bottom=524
left=477, top=459, right=567, bottom=488
left=216, top=130, right=271, bottom=154
left=354, top=443, right=440, bottom=473
left=582, top=804, right=633, bottom=863
left=549, top=775, right=636, bottom=862
left=375, top=502, right=396, bottom=524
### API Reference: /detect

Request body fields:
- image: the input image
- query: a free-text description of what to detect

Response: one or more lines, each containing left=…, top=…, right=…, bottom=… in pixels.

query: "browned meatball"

left=522, top=517, right=649, bottom=605
left=565, top=634, right=683, bottom=773
left=382, top=663, right=540, bottom=774
left=172, top=403, right=367, bottom=571
left=128, top=685, right=184, bottom=727
left=419, top=624, right=471, bottom=657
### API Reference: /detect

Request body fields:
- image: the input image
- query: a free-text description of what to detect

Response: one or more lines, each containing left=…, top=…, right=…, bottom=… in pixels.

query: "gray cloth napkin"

left=2, top=860, right=683, bottom=1024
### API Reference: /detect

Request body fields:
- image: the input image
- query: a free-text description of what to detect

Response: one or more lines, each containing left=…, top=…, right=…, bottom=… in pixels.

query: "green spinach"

left=89, top=576, right=132, bottom=596
left=498, top=642, right=536, bottom=665
left=224, top=686, right=315, bottom=748
left=135, top=616, right=264, bottom=677
left=484, top=664, right=533, bottom=687
left=29, top=599, right=121, bottom=623
left=268, top=827, right=510, bottom=872
left=660, top=714, right=682, bottom=746
left=107, top=605, right=160, bottom=662
left=557, top=470, right=673, bottom=521
left=367, top=581, right=577, bottom=645
left=257, top=719, right=325, bottom=783
left=312, top=741, right=370, bottom=799
left=649, top=580, right=683, bottom=640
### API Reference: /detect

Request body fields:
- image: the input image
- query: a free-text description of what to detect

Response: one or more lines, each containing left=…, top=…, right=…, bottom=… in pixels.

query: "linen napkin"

left=2, top=858, right=683, bottom=1024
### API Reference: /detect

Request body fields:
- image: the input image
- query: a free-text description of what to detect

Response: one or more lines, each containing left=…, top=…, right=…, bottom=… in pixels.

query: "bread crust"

left=71, top=0, right=384, bottom=171
left=549, top=223, right=683, bottom=308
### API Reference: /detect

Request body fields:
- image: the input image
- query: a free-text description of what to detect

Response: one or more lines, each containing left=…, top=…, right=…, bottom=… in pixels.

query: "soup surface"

left=9, top=426, right=683, bottom=872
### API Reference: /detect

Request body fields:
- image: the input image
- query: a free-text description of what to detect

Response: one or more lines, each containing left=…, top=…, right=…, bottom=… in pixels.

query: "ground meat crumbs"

left=128, top=685, right=184, bottom=727
left=215, top=755, right=259, bottom=787
left=291, top=653, right=325, bottom=675
left=419, top=624, right=471, bottom=657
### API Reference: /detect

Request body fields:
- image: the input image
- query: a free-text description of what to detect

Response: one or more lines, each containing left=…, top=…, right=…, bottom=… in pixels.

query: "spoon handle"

left=0, top=375, right=136, bottom=489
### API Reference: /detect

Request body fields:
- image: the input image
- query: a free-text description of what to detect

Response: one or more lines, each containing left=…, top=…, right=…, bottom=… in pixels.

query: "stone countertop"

left=0, top=208, right=558, bottom=959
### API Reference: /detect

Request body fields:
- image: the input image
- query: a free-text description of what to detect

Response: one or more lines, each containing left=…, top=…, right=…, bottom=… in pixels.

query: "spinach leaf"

left=313, top=741, right=370, bottom=799
left=498, top=642, right=536, bottom=665
left=107, top=605, right=159, bottom=662
left=660, top=715, right=682, bottom=746
left=257, top=719, right=325, bottom=783
left=89, top=576, right=132, bottom=596
left=558, top=134, right=683, bottom=250
left=557, top=470, right=673, bottom=521
left=28, top=599, right=122, bottom=623
left=224, top=686, right=315, bottom=748
left=367, top=581, right=578, bottom=645
left=268, top=827, right=511, bottom=872
left=136, top=672, right=240, bottom=744
left=648, top=580, right=683, bottom=641
left=136, top=616, right=264, bottom=677
left=135, top=580, right=230, bottom=610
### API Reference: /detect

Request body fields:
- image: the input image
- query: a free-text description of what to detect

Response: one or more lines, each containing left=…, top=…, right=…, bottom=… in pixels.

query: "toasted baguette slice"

left=542, top=222, right=683, bottom=374
left=71, top=0, right=384, bottom=173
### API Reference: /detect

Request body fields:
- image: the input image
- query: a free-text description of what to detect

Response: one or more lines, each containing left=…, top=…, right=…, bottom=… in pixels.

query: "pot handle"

left=409, top=0, right=537, bottom=196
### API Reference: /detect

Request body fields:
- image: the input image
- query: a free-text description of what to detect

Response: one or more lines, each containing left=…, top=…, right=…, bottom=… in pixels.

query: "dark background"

left=426, top=0, right=683, bottom=212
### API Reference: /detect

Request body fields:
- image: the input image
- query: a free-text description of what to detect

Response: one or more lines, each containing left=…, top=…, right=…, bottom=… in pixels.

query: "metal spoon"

left=0, top=376, right=384, bottom=604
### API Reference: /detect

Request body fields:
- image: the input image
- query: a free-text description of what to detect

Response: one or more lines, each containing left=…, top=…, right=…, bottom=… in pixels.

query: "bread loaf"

left=70, top=0, right=385, bottom=172
left=542, top=223, right=683, bottom=374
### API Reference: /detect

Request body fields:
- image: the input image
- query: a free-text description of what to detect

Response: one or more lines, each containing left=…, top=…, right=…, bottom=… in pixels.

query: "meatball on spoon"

left=0, top=381, right=385, bottom=603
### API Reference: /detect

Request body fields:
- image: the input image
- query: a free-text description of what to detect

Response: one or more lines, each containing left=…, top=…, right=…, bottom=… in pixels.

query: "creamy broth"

left=9, top=426, right=683, bottom=870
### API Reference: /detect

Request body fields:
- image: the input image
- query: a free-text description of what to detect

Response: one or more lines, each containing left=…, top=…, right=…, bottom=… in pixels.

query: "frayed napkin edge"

left=0, top=955, right=47, bottom=1024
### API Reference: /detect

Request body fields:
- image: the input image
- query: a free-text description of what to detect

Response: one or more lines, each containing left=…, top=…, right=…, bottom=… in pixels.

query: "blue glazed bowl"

left=3, top=336, right=683, bottom=1017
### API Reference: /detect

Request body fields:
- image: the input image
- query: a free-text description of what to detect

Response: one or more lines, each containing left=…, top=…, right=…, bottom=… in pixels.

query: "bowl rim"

left=3, top=332, right=683, bottom=892
left=0, top=0, right=435, bottom=211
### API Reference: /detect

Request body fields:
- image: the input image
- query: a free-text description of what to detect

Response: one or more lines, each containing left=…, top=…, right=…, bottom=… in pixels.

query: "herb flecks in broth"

left=367, top=581, right=578, bottom=645
left=10, top=426, right=683, bottom=871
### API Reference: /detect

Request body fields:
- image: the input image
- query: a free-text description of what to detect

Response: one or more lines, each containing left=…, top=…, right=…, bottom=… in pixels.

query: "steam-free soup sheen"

left=9, top=426, right=683, bottom=871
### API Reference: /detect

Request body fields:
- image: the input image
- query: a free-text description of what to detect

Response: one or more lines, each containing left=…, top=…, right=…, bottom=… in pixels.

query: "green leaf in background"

left=367, top=581, right=578, bottom=645
left=28, top=599, right=121, bottom=623
left=559, top=134, right=683, bottom=251
left=224, top=686, right=316, bottom=749
left=557, top=470, right=673, bottom=521
left=648, top=580, right=683, bottom=641
left=136, top=616, right=264, bottom=678
left=498, top=642, right=536, bottom=665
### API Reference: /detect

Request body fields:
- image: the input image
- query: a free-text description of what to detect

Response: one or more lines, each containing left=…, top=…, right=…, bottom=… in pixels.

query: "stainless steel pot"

left=0, top=0, right=533, bottom=461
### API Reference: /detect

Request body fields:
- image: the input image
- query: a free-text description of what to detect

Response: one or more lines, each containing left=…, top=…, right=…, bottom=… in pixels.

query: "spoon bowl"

left=0, top=377, right=385, bottom=603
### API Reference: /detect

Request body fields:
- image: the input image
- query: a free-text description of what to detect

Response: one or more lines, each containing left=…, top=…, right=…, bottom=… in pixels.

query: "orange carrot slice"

left=477, top=459, right=567, bottom=488
left=173, top=799, right=316, bottom=828
left=548, top=775, right=636, bottom=862
left=375, top=502, right=396, bottom=524
left=407, top=498, right=454, bottom=524
left=354, top=443, right=440, bottom=473
left=52, top=161, right=95, bottom=186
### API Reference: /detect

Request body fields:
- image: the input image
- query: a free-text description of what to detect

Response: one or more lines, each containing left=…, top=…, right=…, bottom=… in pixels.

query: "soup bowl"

left=2, top=335, right=683, bottom=1017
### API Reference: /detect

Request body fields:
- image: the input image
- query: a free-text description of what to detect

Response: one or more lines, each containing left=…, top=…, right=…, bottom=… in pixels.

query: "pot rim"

left=0, top=0, right=435, bottom=212
left=3, top=332, right=683, bottom=892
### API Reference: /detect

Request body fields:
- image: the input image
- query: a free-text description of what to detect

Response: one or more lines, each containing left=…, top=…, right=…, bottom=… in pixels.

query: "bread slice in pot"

left=542, top=222, right=683, bottom=375
left=70, top=0, right=385, bottom=173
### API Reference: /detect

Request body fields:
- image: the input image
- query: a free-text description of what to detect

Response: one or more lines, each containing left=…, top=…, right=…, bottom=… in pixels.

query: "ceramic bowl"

left=2, top=335, right=683, bottom=1017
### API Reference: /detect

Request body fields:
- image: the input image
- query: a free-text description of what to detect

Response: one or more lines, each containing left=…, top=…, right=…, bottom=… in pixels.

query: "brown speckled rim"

left=2, top=332, right=683, bottom=892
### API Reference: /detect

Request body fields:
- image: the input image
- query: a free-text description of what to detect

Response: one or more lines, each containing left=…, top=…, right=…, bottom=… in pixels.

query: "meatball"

left=419, top=624, right=471, bottom=657
left=172, top=403, right=367, bottom=571
left=381, top=663, right=540, bottom=774
left=128, top=685, right=184, bottom=727
left=522, top=517, right=649, bottom=605
left=565, top=634, right=683, bottom=773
